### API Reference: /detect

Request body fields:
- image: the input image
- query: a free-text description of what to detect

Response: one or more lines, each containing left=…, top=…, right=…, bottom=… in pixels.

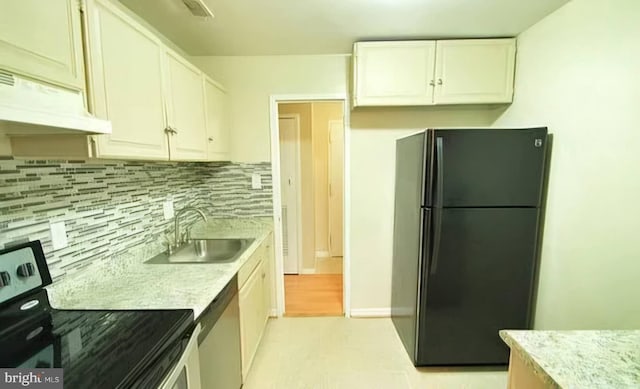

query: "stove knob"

left=17, top=263, right=35, bottom=278
left=0, top=271, right=10, bottom=287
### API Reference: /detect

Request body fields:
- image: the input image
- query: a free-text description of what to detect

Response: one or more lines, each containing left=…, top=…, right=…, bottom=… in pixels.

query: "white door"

left=354, top=41, right=436, bottom=107
left=434, top=38, right=516, bottom=104
left=165, top=50, right=208, bottom=161
left=328, top=120, right=344, bottom=257
left=279, top=116, right=301, bottom=274
left=87, top=0, right=169, bottom=160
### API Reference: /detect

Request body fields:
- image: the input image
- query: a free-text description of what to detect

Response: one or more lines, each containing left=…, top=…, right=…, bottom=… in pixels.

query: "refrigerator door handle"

left=430, top=208, right=442, bottom=275
left=435, top=137, right=444, bottom=207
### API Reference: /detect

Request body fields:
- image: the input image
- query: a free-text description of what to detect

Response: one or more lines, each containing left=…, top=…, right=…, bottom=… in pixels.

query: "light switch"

left=50, top=221, right=68, bottom=250
left=251, top=173, right=262, bottom=189
left=163, top=200, right=175, bottom=220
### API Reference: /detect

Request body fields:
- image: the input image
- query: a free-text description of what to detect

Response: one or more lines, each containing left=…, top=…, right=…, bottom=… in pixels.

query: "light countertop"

left=500, top=330, right=640, bottom=388
left=47, top=218, right=272, bottom=319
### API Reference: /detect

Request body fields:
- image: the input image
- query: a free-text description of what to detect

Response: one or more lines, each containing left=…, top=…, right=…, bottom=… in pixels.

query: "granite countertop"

left=500, top=330, right=640, bottom=388
left=47, top=218, right=272, bottom=319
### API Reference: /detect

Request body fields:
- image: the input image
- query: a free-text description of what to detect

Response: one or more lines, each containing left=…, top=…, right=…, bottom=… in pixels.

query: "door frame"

left=269, top=94, right=351, bottom=318
left=277, top=113, right=304, bottom=275
left=327, top=119, right=344, bottom=258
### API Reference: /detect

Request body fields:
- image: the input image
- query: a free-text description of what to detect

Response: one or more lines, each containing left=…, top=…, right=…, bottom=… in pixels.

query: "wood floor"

left=284, top=274, right=343, bottom=316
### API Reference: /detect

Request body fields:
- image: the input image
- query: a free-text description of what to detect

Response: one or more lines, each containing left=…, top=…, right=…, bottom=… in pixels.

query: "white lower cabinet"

left=238, top=235, right=273, bottom=381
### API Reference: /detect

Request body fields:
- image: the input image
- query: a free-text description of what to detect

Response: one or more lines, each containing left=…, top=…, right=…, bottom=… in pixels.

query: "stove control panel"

left=0, top=246, right=45, bottom=305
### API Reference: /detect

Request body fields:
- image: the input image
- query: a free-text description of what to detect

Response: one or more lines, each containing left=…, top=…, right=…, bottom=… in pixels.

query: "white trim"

left=315, top=250, right=330, bottom=258
left=350, top=308, right=392, bottom=318
left=269, top=309, right=277, bottom=317
left=300, top=268, right=316, bottom=275
left=343, top=98, right=352, bottom=318
left=268, top=93, right=351, bottom=318
left=277, top=113, right=304, bottom=275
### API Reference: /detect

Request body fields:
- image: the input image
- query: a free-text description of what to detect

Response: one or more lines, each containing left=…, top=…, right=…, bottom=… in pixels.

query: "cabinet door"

left=166, top=52, right=208, bottom=161
left=203, top=77, right=230, bottom=161
left=354, top=41, right=436, bottom=107
left=86, top=0, right=169, bottom=160
left=434, top=39, right=516, bottom=104
left=0, top=0, right=85, bottom=90
left=239, top=263, right=265, bottom=380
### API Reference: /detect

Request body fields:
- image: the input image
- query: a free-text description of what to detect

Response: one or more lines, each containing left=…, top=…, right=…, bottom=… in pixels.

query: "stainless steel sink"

left=145, top=238, right=254, bottom=264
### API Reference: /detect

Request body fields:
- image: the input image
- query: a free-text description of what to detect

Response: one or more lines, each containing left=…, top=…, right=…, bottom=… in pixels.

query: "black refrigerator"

left=391, top=128, right=548, bottom=366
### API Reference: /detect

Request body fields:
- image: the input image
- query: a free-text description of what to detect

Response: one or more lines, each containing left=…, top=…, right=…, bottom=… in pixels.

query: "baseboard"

left=315, top=250, right=330, bottom=258
left=300, top=268, right=316, bottom=274
left=350, top=308, right=391, bottom=317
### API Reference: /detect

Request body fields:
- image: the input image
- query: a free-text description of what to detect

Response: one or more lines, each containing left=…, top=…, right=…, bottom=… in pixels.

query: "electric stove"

left=0, top=241, right=194, bottom=389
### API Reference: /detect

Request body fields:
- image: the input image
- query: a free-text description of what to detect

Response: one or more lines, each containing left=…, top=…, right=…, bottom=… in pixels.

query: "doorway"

left=277, top=101, right=345, bottom=316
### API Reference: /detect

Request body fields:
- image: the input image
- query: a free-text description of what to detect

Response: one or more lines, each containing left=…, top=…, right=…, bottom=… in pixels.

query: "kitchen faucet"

left=173, top=207, right=208, bottom=249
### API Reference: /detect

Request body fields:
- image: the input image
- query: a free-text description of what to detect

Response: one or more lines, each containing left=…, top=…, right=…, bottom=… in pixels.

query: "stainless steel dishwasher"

left=198, top=276, right=243, bottom=389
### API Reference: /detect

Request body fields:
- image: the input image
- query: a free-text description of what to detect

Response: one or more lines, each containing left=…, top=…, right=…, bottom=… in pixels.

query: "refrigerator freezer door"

left=391, top=132, right=429, bottom=362
left=416, top=208, right=539, bottom=365
left=432, top=128, right=547, bottom=207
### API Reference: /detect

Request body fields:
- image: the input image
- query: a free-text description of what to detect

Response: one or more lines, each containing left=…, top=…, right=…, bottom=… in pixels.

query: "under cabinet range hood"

left=0, top=71, right=111, bottom=135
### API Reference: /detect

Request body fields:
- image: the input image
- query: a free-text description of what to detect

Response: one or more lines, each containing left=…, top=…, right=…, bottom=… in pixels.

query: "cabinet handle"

left=437, top=78, right=443, bottom=86
left=171, top=127, right=178, bottom=135
left=164, top=127, right=172, bottom=134
left=429, top=80, right=435, bottom=87
left=208, top=137, right=213, bottom=142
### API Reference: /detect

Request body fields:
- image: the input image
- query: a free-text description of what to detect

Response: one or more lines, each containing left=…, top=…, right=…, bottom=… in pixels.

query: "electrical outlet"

left=163, top=200, right=175, bottom=220
left=49, top=221, right=68, bottom=250
left=251, top=173, right=262, bottom=189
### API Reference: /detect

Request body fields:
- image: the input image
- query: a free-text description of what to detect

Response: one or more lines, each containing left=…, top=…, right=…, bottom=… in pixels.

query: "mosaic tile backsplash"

left=0, top=158, right=273, bottom=281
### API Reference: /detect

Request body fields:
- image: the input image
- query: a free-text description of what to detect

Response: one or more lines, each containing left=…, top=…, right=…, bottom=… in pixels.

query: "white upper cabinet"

left=165, top=51, right=208, bottom=161
left=352, top=38, right=516, bottom=107
left=353, top=41, right=436, bottom=107
left=86, top=0, right=169, bottom=160
left=204, top=77, right=230, bottom=161
left=434, top=39, right=516, bottom=104
left=0, top=0, right=85, bottom=90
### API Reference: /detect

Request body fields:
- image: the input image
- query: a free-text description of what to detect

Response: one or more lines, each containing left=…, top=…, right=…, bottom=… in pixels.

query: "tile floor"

left=243, top=317, right=507, bottom=389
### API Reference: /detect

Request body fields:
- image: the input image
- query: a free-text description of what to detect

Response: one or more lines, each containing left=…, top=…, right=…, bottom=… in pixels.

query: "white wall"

left=494, top=0, right=640, bottom=329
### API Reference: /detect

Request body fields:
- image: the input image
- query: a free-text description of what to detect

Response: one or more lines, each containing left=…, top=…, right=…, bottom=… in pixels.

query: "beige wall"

left=193, top=55, right=350, bottom=162
left=349, top=108, right=502, bottom=310
left=493, top=0, right=640, bottom=329
left=311, top=102, right=343, bottom=255
left=278, top=103, right=315, bottom=271
left=194, top=53, right=503, bottom=311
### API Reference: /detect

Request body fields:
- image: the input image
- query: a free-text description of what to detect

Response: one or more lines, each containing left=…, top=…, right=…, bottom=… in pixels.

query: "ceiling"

left=119, top=0, right=570, bottom=56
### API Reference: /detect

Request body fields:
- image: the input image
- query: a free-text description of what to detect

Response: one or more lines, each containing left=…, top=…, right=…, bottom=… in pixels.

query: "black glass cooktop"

left=0, top=290, right=194, bottom=389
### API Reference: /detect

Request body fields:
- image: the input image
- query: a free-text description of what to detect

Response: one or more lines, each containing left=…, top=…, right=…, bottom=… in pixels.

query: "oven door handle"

left=158, top=323, right=202, bottom=389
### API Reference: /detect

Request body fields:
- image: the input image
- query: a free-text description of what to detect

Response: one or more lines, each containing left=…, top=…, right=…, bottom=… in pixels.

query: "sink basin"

left=145, top=238, right=254, bottom=264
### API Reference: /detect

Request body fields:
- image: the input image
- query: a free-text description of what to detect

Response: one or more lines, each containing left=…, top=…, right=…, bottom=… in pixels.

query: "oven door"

left=159, top=324, right=202, bottom=389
